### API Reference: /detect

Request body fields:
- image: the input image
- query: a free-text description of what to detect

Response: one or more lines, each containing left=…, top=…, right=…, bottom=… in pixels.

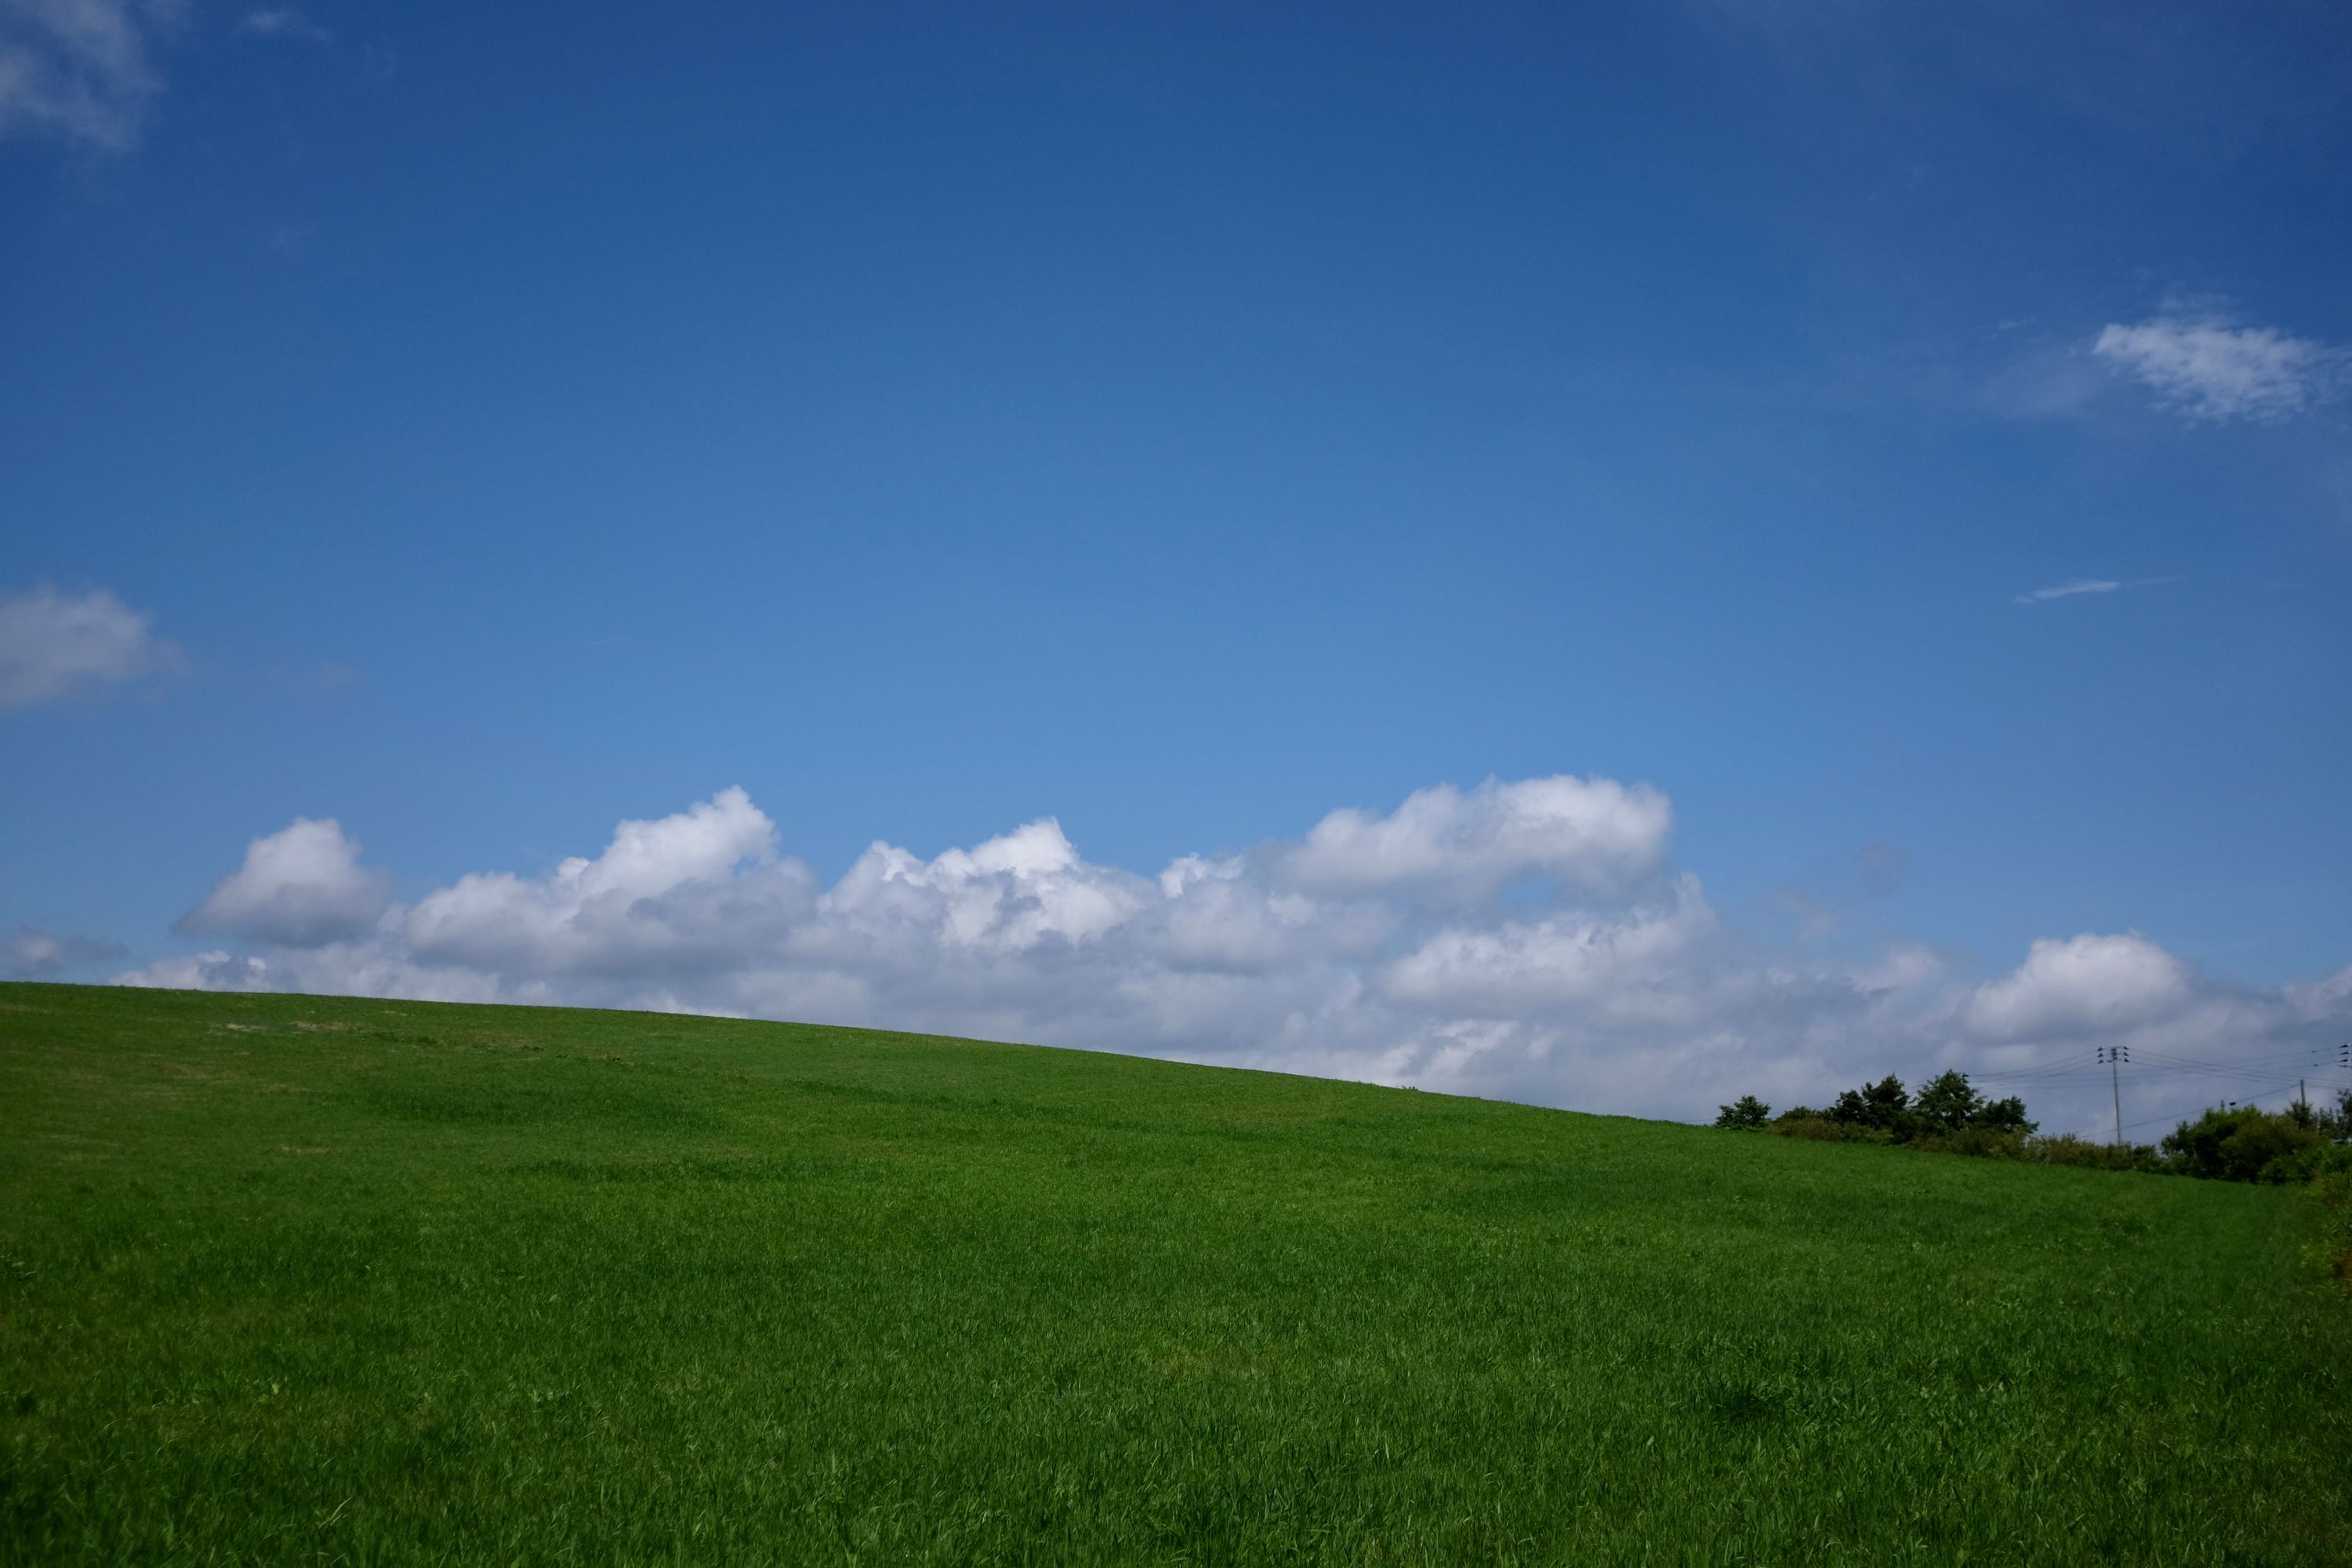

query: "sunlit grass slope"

left=2, top=982, right=2347, bottom=1564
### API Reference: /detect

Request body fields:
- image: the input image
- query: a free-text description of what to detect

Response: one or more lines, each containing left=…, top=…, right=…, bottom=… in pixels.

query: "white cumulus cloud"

left=1379, top=885, right=1715, bottom=1014
left=1280, top=775, right=1671, bottom=900
left=1964, top=932, right=2194, bottom=1041
left=110, top=779, right=2352, bottom=1136
left=2092, top=309, right=2345, bottom=423
left=0, top=585, right=176, bottom=710
left=118, top=949, right=272, bottom=991
left=405, top=788, right=811, bottom=978
left=176, top=817, right=397, bottom=948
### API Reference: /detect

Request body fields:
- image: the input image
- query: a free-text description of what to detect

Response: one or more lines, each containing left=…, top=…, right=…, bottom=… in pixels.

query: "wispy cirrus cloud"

left=2010, top=575, right=2174, bottom=608
left=2093, top=307, right=2347, bottom=423
left=239, top=8, right=327, bottom=43
left=0, top=0, right=172, bottom=149
left=2013, top=579, right=2121, bottom=606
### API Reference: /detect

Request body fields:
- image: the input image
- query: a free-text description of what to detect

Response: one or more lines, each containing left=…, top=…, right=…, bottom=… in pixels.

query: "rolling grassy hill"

left=2, top=982, right=2346, bottom=1564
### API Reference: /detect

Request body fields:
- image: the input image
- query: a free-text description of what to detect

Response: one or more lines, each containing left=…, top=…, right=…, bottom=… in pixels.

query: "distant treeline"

left=1715, top=1072, right=2352, bottom=1292
left=1715, top=1072, right=2352, bottom=1185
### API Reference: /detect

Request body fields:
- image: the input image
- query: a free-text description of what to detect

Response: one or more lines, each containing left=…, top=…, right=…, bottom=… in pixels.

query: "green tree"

left=1831, top=1075, right=1910, bottom=1131
left=2329, top=1088, right=2352, bottom=1141
left=1714, top=1094, right=1771, bottom=1130
left=1975, top=1094, right=2034, bottom=1134
left=1913, top=1071, right=1984, bottom=1133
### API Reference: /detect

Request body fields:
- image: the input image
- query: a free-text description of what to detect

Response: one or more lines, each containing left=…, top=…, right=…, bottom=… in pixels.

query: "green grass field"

left=2, top=982, right=2346, bottom=1564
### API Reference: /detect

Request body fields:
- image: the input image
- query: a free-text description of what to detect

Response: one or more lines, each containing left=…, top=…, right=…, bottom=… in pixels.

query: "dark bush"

left=2312, top=1171, right=2352, bottom=1293
left=1767, top=1114, right=1886, bottom=1144
left=2161, top=1106, right=2327, bottom=1184
left=2261, top=1139, right=2352, bottom=1186
left=1907, top=1127, right=2028, bottom=1160
left=2021, top=1134, right=2164, bottom=1173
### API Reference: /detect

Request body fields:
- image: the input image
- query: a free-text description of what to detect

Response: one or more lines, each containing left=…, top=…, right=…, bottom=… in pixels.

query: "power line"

left=2133, top=1053, right=2333, bottom=1073
left=1957, top=1042, right=2352, bottom=1141
left=2135, top=1044, right=2339, bottom=1065
left=2115, top=1079, right=2322, bottom=1135
left=1973, top=1056, right=2349, bottom=1088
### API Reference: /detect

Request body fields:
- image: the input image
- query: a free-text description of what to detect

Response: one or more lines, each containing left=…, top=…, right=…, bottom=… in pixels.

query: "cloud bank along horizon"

left=107, top=775, right=2352, bottom=1136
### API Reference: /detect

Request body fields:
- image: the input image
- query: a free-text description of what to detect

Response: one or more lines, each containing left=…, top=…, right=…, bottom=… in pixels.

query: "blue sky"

left=4, top=0, right=2349, bottom=1131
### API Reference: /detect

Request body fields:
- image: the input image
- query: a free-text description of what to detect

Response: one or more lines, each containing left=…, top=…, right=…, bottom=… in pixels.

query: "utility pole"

left=2098, top=1045, right=2130, bottom=1146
